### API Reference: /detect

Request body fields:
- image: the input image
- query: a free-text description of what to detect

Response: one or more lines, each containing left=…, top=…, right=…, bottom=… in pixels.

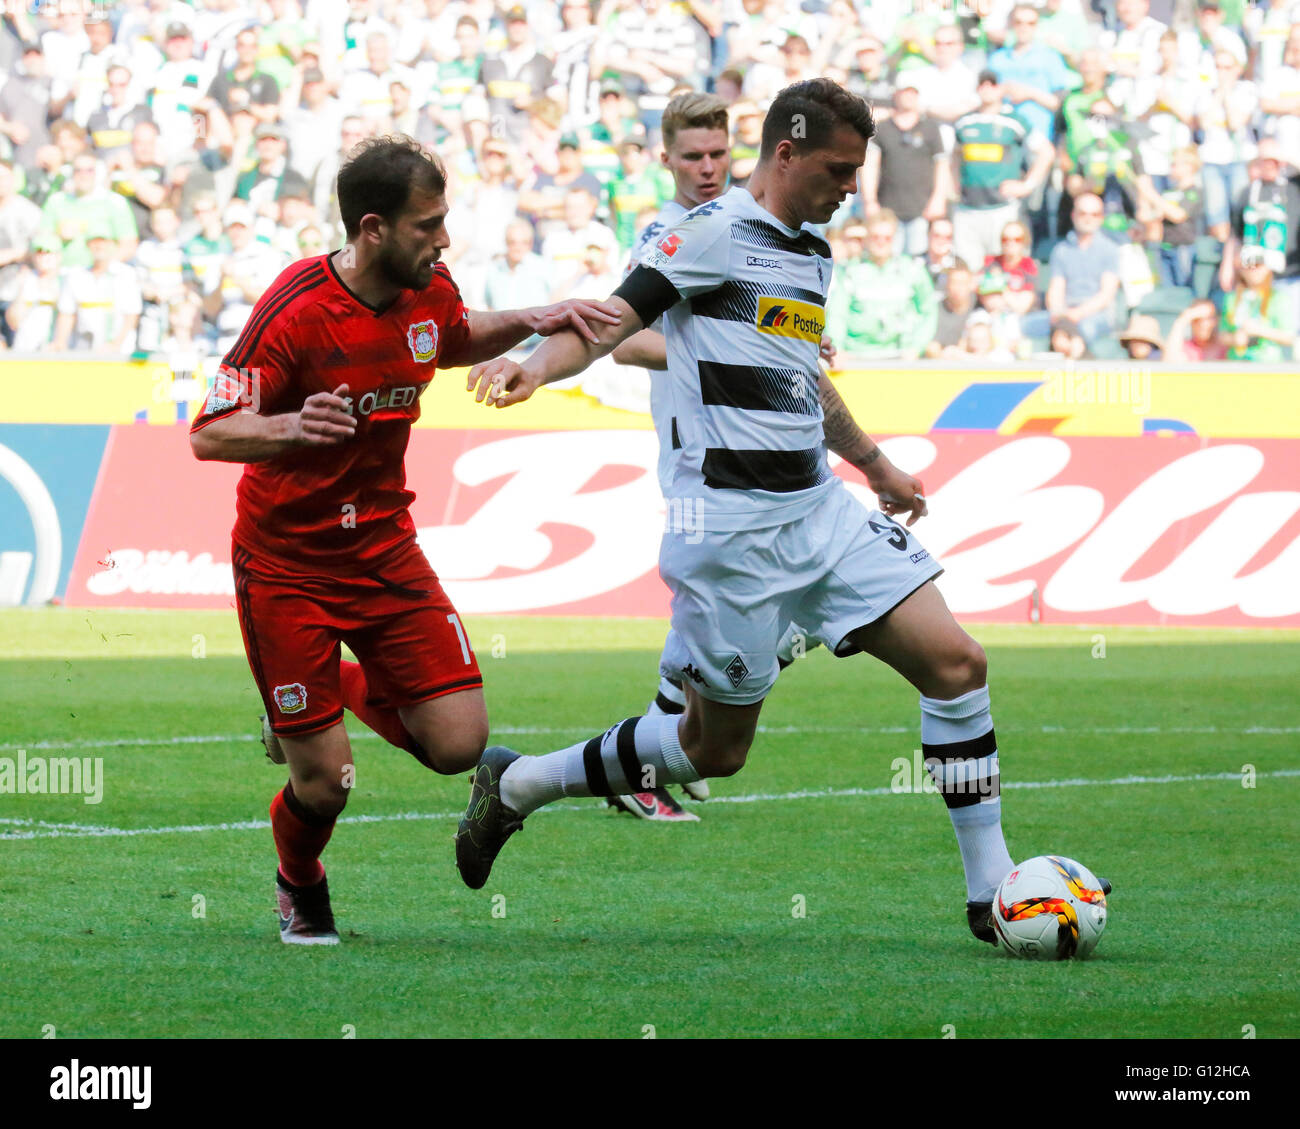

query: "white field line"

left=1, top=768, right=1296, bottom=841
left=2, top=723, right=1299, bottom=754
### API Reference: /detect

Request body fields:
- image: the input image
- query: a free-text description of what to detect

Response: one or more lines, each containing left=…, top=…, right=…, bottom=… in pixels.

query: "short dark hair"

left=337, top=135, right=446, bottom=239
left=760, top=78, right=874, bottom=158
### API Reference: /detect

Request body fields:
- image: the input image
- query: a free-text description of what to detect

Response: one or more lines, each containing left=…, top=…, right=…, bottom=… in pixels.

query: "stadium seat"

left=1136, top=286, right=1195, bottom=337
left=1192, top=236, right=1224, bottom=300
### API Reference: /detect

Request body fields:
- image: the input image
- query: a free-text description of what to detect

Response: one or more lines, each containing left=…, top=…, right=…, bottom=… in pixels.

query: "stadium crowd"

left=0, top=0, right=1297, bottom=380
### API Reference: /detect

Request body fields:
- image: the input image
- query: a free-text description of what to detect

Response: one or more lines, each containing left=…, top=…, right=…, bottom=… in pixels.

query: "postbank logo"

left=756, top=296, right=823, bottom=341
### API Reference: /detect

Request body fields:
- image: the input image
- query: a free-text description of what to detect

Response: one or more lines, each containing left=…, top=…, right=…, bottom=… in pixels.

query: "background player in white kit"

left=613, top=93, right=853, bottom=823
left=459, top=79, right=1023, bottom=945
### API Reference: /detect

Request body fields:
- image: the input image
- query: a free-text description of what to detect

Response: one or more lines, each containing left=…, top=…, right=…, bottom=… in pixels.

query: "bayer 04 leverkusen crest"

left=406, top=320, right=439, bottom=363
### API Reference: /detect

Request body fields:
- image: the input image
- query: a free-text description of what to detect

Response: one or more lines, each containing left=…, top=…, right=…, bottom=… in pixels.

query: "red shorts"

left=232, top=539, right=483, bottom=737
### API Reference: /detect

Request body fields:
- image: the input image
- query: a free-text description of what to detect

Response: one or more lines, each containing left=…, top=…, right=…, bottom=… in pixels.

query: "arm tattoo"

left=818, top=372, right=879, bottom=471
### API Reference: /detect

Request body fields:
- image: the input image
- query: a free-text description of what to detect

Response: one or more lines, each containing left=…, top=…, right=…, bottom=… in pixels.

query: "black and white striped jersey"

left=628, top=199, right=687, bottom=492
left=616, top=186, right=835, bottom=532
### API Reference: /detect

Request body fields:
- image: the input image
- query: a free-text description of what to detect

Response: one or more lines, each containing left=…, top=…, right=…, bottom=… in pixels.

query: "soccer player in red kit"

left=190, top=136, right=619, bottom=944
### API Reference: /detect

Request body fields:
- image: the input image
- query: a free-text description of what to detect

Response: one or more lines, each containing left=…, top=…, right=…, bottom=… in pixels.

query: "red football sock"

left=338, top=660, right=430, bottom=765
left=270, top=783, right=335, bottom=888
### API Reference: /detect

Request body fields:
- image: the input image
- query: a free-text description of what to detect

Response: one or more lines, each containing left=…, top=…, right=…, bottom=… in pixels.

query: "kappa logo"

left=681, top=663, right=707, bottom=686
left=746, top=255, right=779, bottom=269
left=657, top=233, right=683, bottom=257
left=273, top=683, right=308, bottom=714
left=684, top=200, right=723, bottom=220
left=406, top=320, right=439, bottom=363
left=756, top=296, right=824, bottom=341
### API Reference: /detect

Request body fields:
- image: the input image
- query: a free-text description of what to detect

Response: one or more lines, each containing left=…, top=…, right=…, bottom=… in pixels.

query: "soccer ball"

left=991, top=855, right=1108, bottom=960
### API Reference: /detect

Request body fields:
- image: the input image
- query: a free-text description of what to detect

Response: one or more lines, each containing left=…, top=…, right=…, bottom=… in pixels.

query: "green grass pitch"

left=1, top=609, right=1297, bottom=1039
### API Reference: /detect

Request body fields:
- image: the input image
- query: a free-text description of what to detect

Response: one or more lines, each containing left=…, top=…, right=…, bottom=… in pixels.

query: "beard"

left=377, top=239, right=436, bottom=290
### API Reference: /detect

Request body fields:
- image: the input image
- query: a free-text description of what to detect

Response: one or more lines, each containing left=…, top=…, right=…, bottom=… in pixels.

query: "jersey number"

left=868, top=519, right=908, bottom=551
left=447, top=614, right=472, bottom=664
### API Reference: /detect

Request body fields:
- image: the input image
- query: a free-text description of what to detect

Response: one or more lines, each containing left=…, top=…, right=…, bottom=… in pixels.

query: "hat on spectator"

left=302, top=67, right=326, bottom=84
left=32, top=233, right=61, bottom=253
left=966, top=310, right=993, bottom=327
left=558, top=132, right=580, bottom=150
left=166, top=22, right=192, bottom=40
left=1238, top=245, right=1269, bottom=268
left=21, top=40, right=41, bottom=55
left=85, top=225, right=115, bottom=243
left=978, top=269, right=1006, bottom=294
left=504, top=5, right=528, bottom=22
left=895, top=75, right=921, bottom=92
left=224, top=202, right=255, bottom=227
left=1197, top=0, right=1221, bottom=9
left=85, top=11, right=110, bottom=25
left=599, top=80, right=623, bottom=98
left=977, top=69, right=1000, bottom=87
left=255, top=123, right=287, bottom=141
left=1119, top=314, right=1164, bottom=347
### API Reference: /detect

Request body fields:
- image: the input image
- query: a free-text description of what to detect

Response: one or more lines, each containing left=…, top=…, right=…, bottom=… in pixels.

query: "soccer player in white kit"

left=613, top=93, right=836, bottom=822
left=457, top=79, right=1022, bottom=944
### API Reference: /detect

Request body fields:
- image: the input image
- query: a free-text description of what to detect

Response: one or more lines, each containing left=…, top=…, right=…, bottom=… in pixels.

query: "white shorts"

left=658, top=483, right=944, bottom=705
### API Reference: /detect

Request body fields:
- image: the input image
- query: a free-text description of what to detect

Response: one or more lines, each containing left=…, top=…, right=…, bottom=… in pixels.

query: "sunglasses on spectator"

left=1002, top=234, right=1026, bottom=243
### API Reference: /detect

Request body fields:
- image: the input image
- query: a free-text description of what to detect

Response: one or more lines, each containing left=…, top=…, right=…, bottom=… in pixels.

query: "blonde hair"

left=661, top=92, right=731, bottom=152
left=867, top=208, right=899, bottom=233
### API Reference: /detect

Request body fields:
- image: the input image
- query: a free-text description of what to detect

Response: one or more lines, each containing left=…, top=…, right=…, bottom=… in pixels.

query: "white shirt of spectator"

left=214, top=241, right=289, bottom=350
left=1259, top=63, right=1300, bottom=160
left=58, top=260, right=143, bottom=354
left=542, top=219, right=619, bottom=280
left=0, top=192, right=41, bottom=303
left=150, top=55, right=218, bottom=159
left=1100, top=16, right=1168, bottom=79
left=136, top=238, right=188, bottom=305
left=1108, top=72, right=1194, bottom=178
left=1248, top=1, right=1300, bottom=84
left=1195, top=79, right=1260, bottom=165
left=398, top=0, right=469, bottom=66
left=11, top=266, right=62, bottom=351
left=1178, top=26, right=1249, bottom=90
left=339, top=64, right=417, bottom=120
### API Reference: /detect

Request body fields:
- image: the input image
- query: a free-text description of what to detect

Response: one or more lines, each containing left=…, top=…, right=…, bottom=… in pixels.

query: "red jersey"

left=982, top=253, right=1038, bottom=294
left=191, top=253, right=471, bottom=573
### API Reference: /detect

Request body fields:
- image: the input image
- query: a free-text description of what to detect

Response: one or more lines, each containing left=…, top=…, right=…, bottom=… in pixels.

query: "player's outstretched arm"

left=449, top=299, right=623, bottom=367
left=818, top=367, right=928, bottom=527
left=190, top=383, right=357, bottom=463
left=467, top=296, right=645, bottom=408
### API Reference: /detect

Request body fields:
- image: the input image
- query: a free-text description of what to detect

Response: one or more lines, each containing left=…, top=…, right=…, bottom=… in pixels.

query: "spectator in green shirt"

left=606, top=136, right=666, bottom=252
left=825, top=209, right=938, bottom=359
left=1221, top=246, right=1297, bottom=361
left=39, top=153, right=138, bottom=269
